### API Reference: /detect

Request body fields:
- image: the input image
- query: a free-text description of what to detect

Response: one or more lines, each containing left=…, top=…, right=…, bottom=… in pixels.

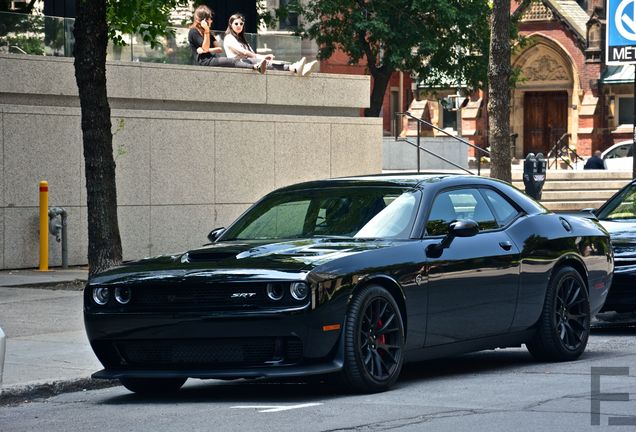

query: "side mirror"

left=207, top=227, right=226, bottom=243
left=426, top=219, right=479, bottom=258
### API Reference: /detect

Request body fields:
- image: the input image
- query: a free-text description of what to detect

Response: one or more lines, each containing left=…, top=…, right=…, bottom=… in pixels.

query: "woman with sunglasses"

left=188, top=6, right=267, bottom=73
left=223, top=13, right=318, bottom=77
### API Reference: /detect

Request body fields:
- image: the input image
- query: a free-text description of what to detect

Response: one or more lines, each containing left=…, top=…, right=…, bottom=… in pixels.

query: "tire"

left=526, top=266, right=590, bottom=361
left=340, top=284, right=404, bottom=393
left=120, top=377, right=187, bottom=395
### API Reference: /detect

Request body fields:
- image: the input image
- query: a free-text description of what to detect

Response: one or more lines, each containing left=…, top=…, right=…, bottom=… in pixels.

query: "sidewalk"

left=0, top=267, right=116, bottom=404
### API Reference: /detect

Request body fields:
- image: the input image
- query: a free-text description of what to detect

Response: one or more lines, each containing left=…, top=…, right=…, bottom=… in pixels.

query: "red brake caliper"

left=376, top=319, right=386, bottom=347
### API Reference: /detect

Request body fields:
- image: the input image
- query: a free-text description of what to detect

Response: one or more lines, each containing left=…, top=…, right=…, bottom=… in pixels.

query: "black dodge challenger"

left=85, top=174, right=613, bottom=394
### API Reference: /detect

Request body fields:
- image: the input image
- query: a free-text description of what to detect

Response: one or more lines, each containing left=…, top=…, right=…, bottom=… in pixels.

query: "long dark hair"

left=225, top=13, right=252, bottom=52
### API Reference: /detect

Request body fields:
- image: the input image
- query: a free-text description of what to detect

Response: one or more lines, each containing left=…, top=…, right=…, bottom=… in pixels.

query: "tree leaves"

left=106, top=0, right=190, bottom=48
left=279, top=0, right=491, bottom=115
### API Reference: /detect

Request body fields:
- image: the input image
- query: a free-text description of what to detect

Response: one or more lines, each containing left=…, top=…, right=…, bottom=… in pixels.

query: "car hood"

left=89, top=238, right=395, bottom=285
left=598, top=220, right=636, bottom=259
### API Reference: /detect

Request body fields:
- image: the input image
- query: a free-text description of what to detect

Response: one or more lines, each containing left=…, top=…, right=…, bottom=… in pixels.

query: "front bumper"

left=85, top=303, right=347, bottom=380
left=601, top=267, right=636, bottom=312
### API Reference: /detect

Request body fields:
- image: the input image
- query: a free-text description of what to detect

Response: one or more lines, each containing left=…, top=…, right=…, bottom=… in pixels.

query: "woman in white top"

left=223, top=13, right=318, bottom=77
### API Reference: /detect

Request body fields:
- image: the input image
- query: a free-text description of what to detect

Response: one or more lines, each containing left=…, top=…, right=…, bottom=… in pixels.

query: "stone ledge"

left=0, top=53, right=370, bottom=110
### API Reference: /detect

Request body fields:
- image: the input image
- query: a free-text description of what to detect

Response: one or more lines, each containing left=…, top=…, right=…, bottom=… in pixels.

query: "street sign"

left=607, top=0, right=636, bottom=64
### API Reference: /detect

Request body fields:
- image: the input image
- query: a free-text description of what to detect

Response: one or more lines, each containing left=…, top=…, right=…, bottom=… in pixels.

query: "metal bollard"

left=48, top=207, right=68, bottom=269
left=0, top=326, right=6, bottom=387
left=39, top=181, right=49, bottom=271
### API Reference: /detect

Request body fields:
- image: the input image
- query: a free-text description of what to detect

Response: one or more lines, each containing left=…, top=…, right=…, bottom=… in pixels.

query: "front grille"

left=614, top=257, right=636, bottom=268
left=123, top=282, right=307, bottom=310
left=114, top=338, right=303, bottom=368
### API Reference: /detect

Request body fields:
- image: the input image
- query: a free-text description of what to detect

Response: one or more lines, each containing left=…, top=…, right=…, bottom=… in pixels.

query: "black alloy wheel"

left=527, top=266, right=590, bottom=361
left=342, top=284, right=404, bottom=392
left=120, top=377, right=187, bottom=395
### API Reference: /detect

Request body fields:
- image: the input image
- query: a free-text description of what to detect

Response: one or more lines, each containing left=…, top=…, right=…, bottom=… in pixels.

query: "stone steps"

left=510, top=170, right=632, bottom=212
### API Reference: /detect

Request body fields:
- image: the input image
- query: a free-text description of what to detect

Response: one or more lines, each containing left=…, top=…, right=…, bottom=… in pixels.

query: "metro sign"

left=607, top=0, right=636, bottom=64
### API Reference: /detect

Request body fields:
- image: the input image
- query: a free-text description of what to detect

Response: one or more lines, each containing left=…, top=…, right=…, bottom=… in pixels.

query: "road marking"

left=230, top=403, right=323, bottom=413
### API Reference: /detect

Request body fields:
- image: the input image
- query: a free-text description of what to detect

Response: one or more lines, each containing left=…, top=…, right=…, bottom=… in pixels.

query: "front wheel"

left=341, top=285, right=404, bottom=393
left=120, top=377, right=187, bottom=395
left=526, top=266, right=590, bottom=361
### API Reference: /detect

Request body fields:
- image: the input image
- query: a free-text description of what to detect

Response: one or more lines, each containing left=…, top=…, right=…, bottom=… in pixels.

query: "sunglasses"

left=233, top=21, right=245, bottom=26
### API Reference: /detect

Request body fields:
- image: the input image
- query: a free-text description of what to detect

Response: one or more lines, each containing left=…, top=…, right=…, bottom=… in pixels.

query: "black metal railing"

left=394, top=112, right=490, bottom=175
left=546, top=133, right=584, bottom=169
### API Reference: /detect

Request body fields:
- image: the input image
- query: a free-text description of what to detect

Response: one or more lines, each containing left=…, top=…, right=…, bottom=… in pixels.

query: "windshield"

left=222, top=187, right=419, bottom=241
left=597, top=183, right=636, bottom=221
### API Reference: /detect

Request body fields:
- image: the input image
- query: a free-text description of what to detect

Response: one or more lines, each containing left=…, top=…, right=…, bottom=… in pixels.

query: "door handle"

left=499, top=241, right=512, bottom=251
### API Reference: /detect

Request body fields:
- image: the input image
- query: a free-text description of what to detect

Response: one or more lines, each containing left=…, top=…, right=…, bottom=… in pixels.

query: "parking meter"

left=523, top=153, right=546, bottom=200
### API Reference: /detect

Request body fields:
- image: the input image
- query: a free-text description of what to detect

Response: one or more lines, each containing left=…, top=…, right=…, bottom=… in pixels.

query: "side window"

left=482, top=189, right=520, bottom=226
left=426, top=188, right=498, bottom=236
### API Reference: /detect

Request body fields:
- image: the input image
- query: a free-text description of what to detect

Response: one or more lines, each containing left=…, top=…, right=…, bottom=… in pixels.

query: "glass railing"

left=0, top=11, right=302, bottom=65
left=0, top=11, right=74, bottom=56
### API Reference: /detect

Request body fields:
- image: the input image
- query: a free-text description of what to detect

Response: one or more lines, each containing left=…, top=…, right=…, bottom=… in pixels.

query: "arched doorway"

left=511, top=37, right=578, bottom=158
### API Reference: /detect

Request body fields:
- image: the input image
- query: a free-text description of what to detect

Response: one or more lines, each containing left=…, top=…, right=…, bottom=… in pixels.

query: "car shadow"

left=99, top=336, right=629, bottom=405
left=101, top=350, right=538, bottom=405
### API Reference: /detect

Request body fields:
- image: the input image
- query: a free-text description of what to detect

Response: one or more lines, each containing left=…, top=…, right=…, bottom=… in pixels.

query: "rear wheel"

left=526, top=266, right=590, bottom=361
left=341, top=285, right=404, bottom=393
left=120, top=377, right=187, bottom=395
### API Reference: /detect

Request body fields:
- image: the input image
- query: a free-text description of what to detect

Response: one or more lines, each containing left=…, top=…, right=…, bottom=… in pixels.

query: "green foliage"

left=5, top=35, right=43, bottom=54
left=279, top=0, right=492, bottom=92
left=106, top=0, right=190, bottom=48
left=112, top=118, right=128, bottom=160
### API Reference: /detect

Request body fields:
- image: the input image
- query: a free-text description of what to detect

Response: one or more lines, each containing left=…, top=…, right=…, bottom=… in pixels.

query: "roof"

left=550, top=0, right=589, bottom=41
left=601, top=65, right=635, bottom=84
left=273, top=173, right=462, bottom=192
left=517, top=0, right=590, bottom=47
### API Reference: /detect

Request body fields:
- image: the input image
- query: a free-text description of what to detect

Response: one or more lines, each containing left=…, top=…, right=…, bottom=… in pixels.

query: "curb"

left=0, top=279, right=86, bottom=290
left=0, top=377, right=120, bottom=406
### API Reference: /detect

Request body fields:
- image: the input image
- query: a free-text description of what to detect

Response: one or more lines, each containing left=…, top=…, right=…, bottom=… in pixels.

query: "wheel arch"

left=551, top=255, right=589, bottom=294
left=351, top=274, right=408, bottom=341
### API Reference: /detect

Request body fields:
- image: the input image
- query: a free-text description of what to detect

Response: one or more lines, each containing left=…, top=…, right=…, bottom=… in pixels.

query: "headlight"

left=267, top=283, right=285, bottom=301
left=115, top=287, right=131, bottom=304
left=290, top=282, right=309, bottom=301
left=93, top=287, right=110, bottom=305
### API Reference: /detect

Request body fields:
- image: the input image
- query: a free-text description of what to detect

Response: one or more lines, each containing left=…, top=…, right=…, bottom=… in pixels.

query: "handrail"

left=394, top=111, right=491, bottom=175
left=546, top=133, right=584, bottom=169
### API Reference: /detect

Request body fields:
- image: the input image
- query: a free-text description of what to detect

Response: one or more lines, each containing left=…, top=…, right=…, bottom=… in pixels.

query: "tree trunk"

left=365, top=66, right=393, bottom=117
left=74, top=0, right=122, bottom=278
left=487, top=0, right=512, bottom=183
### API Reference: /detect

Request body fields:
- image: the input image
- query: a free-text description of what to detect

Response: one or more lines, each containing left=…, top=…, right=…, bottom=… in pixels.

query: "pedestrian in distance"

left=223, top=12, right=319, bottom=77
left=188, top=5, right=267, bottom=74
left=584, top=150, right=606, bottom=170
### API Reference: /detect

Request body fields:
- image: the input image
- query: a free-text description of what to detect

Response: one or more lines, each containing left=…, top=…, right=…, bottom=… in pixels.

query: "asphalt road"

left=2, top=326, right=636, bottom=432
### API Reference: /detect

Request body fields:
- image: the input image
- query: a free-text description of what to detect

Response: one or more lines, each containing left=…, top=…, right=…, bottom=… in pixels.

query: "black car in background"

left=84, top=174, right=613, bottom=394
left=591, top=179, right=636, bottom=313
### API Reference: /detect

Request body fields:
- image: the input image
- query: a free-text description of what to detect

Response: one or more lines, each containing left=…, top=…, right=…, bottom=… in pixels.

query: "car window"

left=605, top=144, right=632, bottom=159
left=482, top=189, right=520, bottom=226
left=223, top=187, right=418, bottom=240
left=235, top=200, right=311, bottom=239
left=597, top=183, right=636, bottom=220
left=354, top=193, right=417, bottom=238
left=426, top=189, right=498, bottom=236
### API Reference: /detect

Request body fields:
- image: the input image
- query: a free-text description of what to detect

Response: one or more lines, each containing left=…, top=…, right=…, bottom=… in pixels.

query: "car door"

left=423, top=187, right=522, bottom=346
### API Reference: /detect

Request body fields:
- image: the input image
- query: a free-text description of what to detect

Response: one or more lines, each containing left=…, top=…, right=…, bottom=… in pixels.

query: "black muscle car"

left=85, top=174, right=613, bottom=394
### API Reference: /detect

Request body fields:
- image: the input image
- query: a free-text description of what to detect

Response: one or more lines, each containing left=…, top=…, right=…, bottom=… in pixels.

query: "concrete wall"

left=0, top=54, right=382, bottom=270
left=383, top=137, right=468, bottom=171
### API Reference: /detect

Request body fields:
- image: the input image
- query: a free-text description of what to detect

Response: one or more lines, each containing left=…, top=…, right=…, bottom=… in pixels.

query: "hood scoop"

left=184, top=250, right=238, bottom=263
